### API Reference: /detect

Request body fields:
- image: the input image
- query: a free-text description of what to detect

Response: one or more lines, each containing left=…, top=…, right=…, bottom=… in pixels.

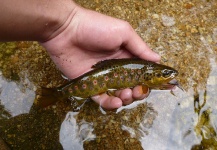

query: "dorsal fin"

left=91, top=58, right=140, bottom=69
left=91, top=59, right=116, bottom=68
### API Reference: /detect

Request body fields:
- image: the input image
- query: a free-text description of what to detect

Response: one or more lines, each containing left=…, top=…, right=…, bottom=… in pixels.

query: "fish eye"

left=162, top=69, right=172, bottom=77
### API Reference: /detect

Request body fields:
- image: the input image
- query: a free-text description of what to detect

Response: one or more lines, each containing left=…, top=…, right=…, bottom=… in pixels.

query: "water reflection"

left=191, top=54, right=217, bottom=149
left=0, top=73, right=35, bottom=117
left=0, top=71, right=63, bottom=149
left=60, top=100, right=158, bottom=150
left=60, top=112, right=95, bottom=150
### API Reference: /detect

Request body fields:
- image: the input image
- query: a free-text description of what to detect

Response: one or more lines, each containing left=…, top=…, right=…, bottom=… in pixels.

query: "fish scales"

left=57, top=58, right=178, bottom=100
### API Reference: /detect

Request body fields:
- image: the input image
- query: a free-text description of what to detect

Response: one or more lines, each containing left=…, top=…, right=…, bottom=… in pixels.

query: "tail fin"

left=34, top=87, right=88, bottom=111
left=34, top=87, right=60, bottom=108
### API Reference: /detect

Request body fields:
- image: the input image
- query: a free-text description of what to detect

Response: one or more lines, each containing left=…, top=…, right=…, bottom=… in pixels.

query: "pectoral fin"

left=106, top=89, right=117, bottom=96
left=69, top=96, right=88, bottom=111
left=141, top=85, right=149, bottom=94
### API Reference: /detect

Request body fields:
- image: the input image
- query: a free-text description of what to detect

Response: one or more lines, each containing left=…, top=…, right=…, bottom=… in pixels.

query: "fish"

left=35, top=58, right=179, bottom=108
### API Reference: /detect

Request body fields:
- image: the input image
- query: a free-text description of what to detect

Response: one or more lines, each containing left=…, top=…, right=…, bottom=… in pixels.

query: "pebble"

left=161, top=15, right=176, bottom=27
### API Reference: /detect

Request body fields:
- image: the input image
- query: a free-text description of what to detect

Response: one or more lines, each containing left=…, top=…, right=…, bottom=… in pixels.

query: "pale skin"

left=0, top=0, right=160, bottom=109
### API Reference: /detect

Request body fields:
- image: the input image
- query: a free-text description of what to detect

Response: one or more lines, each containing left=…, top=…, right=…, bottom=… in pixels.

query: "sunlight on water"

left=0, top=72, right=35, bottom=117
left=60, top=112, right=96, bottom=150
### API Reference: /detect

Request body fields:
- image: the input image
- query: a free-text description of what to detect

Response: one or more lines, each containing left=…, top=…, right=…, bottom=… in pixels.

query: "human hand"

left=41, top=5, right=160, bottom=109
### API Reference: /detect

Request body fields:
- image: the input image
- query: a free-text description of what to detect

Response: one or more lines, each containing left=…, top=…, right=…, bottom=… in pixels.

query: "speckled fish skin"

left=57, top=58, right=178, bottom=100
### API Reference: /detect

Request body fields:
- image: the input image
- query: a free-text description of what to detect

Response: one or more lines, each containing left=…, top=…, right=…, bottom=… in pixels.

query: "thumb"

left=121, top=23, right=160, bottom=62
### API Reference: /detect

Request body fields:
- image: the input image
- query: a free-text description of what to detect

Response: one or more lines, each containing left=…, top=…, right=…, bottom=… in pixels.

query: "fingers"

left=120, top=22, right=160, bottom=62
left=115, top=88, right=134, bottom=105
left=91, top=85, right=149, bottom=110
left=91, top=94, right=123, bottom=110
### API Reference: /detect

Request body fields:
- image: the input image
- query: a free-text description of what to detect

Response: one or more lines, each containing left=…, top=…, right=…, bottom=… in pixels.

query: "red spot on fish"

left=114, top=72, right=118, bottom=78
left=74, top=85, right=78, bottom=90
left=82, top=84, right=87, bottom=89
left=68, top=88, right=73, bottom=93
left=120, top=76, right=124, bottom=80
left=104, top=76, right=109, bottom=81
left=101, top=83, right=106, bottom=87
left=93, top=80, right=98, bottom=85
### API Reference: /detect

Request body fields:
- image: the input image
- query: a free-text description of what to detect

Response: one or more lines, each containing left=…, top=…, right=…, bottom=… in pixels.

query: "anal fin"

left=69, top=96, right=88, bottom=111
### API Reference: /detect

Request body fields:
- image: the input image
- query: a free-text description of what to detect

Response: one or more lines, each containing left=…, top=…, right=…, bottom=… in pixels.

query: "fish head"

left=144, top=64, right=179, bottom=89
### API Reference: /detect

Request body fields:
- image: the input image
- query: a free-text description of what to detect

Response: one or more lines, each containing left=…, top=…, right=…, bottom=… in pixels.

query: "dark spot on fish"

left=101, top=83, right=106, bottom=87
left=135, top=75, right=139, bottom=79
left=89, top=85, right=94, bottom=90
left=156, top=73, right=161, bottom=77
left=126, top=77, right=131, bottom=82
left=120, top=76, right=124, bottom=81
left=144, top=74, right=151, bottom=80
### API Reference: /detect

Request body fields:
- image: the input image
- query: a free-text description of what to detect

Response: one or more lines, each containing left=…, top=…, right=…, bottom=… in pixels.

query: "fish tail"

left=34, top=87, right=60, bottom=107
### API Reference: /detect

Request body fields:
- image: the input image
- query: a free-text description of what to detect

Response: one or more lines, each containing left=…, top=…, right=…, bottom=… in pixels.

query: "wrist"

left=39, top=0, right=78, bottom=42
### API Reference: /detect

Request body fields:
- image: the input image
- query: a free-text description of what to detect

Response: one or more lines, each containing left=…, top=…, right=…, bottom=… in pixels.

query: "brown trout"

left=36, top=58, right=179, bottom=107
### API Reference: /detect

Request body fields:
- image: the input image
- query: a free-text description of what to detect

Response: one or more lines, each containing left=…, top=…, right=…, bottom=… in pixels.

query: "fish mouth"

left=168, top=79, right=184, bottom=91
left=160, top=79, right=183, bottom=90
